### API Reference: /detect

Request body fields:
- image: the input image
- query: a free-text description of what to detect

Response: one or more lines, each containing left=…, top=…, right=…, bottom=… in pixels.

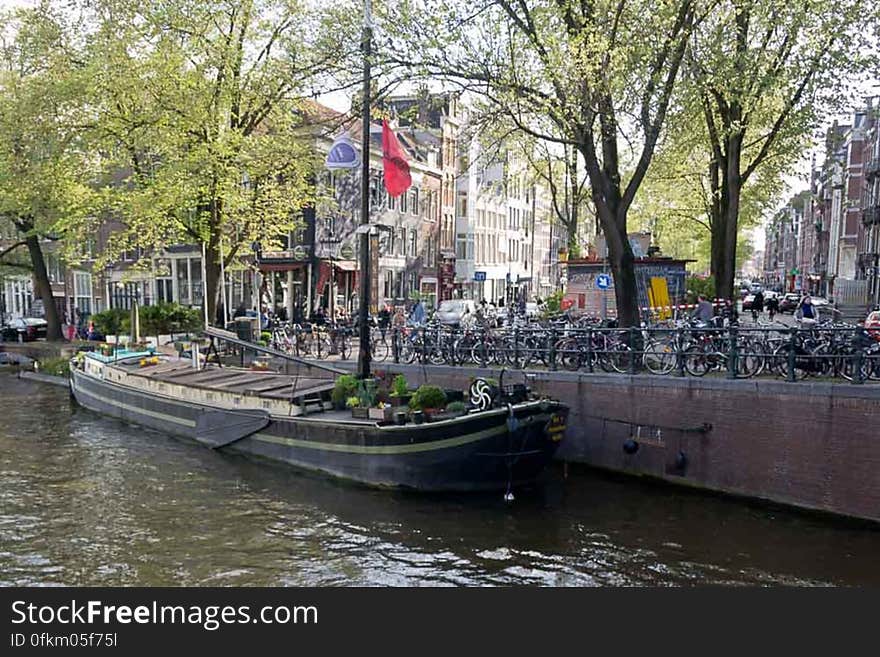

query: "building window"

left=157, top=278, right=173, bottom=303
left=400, top=192, right=408, bottom=214
left=398, top=228, right=406, bottom=256
left=411, top=188, right=419, bottom=215
left=73, top=272, right=92, bottom=315
left=174, top=257, right=203, bottom=306
left=409, top=229, right=418, bottom=257
left=110, top=281, right=143, bottom=310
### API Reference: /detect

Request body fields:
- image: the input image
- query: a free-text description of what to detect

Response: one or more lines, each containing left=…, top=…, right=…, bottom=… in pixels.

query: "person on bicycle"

left=750, top=289, right=764, bottom=323
left=408, top=298, right=426, bottom=326
left=765, top=293, right=779, bottom=321
left=691, top=295, right=714, bottom=324
left=795, top=295, right=819, bottom=327
left=377, top=304, right=391, bottom=338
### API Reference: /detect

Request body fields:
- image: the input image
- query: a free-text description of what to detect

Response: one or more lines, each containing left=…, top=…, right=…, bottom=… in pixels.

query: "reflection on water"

left=1, top=374, right=878, bottom=586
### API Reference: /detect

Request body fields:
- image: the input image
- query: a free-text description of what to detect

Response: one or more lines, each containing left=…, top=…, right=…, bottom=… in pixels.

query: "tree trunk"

left=605, top=217, right=640, bottom=327
left=203, top=197, right=223, bottom=327
left=567, top=228, right=579, bottom=253
left=719, top=145, right=743, bottom=301
left=24, top=234, right=63, bottom=341
left=713, top=133, right=743, bottom=302
left=594, top=197, right=640, bottom=327
left=204, top=236, right=221, bottom=327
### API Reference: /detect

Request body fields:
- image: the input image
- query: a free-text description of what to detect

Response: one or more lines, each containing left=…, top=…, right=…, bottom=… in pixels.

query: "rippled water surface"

left=2, top=374, right=879, bottom=586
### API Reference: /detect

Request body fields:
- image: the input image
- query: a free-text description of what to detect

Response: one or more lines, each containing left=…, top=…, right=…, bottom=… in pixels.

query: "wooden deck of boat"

left=118, top=359, right=334, bottom=400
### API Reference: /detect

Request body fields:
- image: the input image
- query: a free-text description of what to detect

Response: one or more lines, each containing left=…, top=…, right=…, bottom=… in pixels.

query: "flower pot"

left=369, top=406, right=393, bottom=421
left=411, top=410, right=424, bottom=424
left=390, top=393, right=411, bottom=407
left=394, top=412, right=407, bottom=426
left=351, top=407, right=369, bottom=419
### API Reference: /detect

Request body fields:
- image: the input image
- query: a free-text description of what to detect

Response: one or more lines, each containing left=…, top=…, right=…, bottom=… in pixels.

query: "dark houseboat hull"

left=71, top=368, right=567, bottom=492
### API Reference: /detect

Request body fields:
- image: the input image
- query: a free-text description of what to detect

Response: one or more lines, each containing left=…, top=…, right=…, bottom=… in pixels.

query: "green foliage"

left=345, top=396, right=360, bottom=409
left=445, top=400, right=466, bottom=413
left=357, top=379, right=377, bottom=408
left=331, top=374, right=359, bottom=407
left=540, top=290, right=564, bottom=318
left=380, top=0, right=701, bottom=326
left=409, top=385, right=447, bottom=411
left=390, top=374, right=409, bottom=397
left=91, top=308, right=130, bottom=337
left=38, top=357, right=69, bottom=377
left=686, top=276, right=716, bottom=301
left=0, top=5, right=98, bottom=340
left=139, top=303, right=202, bottom=336
left=66, top=0, right=346, bottom=319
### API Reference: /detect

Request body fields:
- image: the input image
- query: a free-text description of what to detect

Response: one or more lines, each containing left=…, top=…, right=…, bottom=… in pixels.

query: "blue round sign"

left=596, top=274, right=612, bottom=290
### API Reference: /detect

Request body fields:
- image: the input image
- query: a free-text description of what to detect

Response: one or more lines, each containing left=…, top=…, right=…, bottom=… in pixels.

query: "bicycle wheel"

left=643, top=338, right=676, bottom=375
left=372, top=337, right=390, bottom=362
left=683, top=344, right=712, bottom=377
left=771, top=344, right=809, bottom=380
left=338, top=335, right=352, bottom=360
left=734, top=337, right=765, bottom=378
left=470, top=340, right=495, bottom=367
left=555, top=338, right=581, bottom=371
left=606, top=342, right=633, bottom=374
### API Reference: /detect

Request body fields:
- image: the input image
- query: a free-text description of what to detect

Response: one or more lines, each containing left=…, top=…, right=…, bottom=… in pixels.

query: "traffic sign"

left=339, top=244, right=355, bottom=260
left=596, top=273, right=612, bottom=290
left=474, top=271, right=486, bottom=282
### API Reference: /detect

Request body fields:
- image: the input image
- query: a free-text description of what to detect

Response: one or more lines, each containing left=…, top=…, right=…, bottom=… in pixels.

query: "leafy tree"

left=629, top=104, right=784, bottom=273
left=91, top=307, right=130, bottom=337
left=467, top=110, right=592, bottom=252
left=380, top=0, right=704, bottom=326
left=77, top=0, right=346, bottom=321
left=0, top=5, right=95, bottom=340
left=687, top=0, right=878, bottom=300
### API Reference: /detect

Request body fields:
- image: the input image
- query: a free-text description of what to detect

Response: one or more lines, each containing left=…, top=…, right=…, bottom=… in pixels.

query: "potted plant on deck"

left=332, top=374, right=359, bottom=410
left=389, top=374, right=411, bottom=407
left=369, top=402, right=393, bottom=422
left=444, top=400, right=468, bottom=418
left=346, top=396, right=368, bottom=419
left=348, top=379, right=377, bottom=419
left=409, top=385, right=447, bottom=422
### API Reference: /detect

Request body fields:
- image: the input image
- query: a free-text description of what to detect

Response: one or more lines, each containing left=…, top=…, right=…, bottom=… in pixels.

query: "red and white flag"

left=381, top=119, right=411, bottom=198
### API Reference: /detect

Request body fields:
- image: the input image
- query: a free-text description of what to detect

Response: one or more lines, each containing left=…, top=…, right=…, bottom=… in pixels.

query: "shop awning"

left=333, top=260, right=358, bottom=272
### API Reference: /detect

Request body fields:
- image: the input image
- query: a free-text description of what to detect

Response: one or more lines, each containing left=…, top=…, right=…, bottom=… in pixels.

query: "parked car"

left=779, top=293, right=801, bottom=313
left=434, top=299, right=477, bottom=326
left=524, top=302, right=539, bottom=318
left=1, top=317, right=48, bottom=342
left=865, top=310, right=880, bottom=340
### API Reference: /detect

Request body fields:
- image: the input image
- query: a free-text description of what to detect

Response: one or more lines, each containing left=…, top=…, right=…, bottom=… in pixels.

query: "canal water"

left=2, top=374, right=879, bottom=586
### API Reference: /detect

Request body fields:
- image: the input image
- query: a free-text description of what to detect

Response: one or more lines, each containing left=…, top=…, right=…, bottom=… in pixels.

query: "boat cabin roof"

left=112, top=357, right=335, bottom=401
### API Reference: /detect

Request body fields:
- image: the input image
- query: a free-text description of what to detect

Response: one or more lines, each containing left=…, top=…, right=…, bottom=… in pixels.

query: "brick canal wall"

left=362, top=362, right=880, bottom=523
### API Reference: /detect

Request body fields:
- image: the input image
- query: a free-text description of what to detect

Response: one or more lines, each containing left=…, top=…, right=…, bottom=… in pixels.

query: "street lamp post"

left=356, top=0, right=373, bottom=380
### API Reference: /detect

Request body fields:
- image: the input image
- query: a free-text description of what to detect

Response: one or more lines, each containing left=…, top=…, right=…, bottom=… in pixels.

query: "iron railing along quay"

left=286, top=321, right=880, bottom=385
